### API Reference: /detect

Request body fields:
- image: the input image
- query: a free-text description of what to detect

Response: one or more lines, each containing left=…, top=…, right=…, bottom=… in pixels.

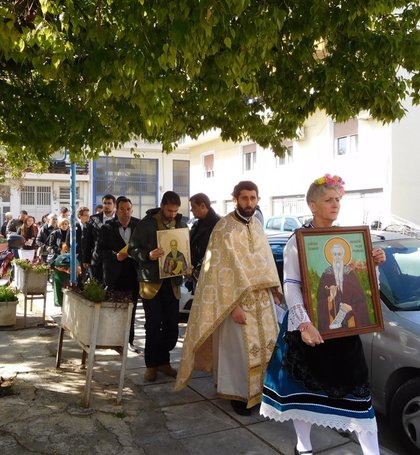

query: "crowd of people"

left=1, top=175, right=386, bottom=455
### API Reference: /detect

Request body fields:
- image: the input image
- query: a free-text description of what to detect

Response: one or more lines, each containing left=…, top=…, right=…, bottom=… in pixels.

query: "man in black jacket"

left=1, top=212, right=13, bottom=237
left=128, top=191, right=187, bottom=382
left=97, top=197, right=140, bottom=352
left=189, top=193, right=220, bottom=290
left=65, top=206, right=90, bottom=284
left=83, top=194, right=116, bottom=282
left=6, top=210, right=28, bottom=236
left=35, top=213, right=58, bottom=262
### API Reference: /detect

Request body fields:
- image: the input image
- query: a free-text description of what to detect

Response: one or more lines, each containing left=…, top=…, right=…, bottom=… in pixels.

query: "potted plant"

left=61, top=279, right=133, bottom=346
left=0, top=286, right=19, bottom=326
left=58, top=279, right=134, bottom=407
left=13, top=259, right=49, bottom=294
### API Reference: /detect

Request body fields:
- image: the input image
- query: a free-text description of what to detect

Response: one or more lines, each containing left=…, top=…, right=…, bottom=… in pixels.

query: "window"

left=94, top=157, right=158, bottom=218
left=334, top=119, right=358, bottom=156
left=284, top=217, right=301, bottom=231
left=59, top=186, right=80, bottom=205
left=271, top=196, right=307, bottom=215
left=0, top=185, right=10, bottom=203
left=243, top=143, right=256, bottom=171
left=223, top=199, right=235, bottom=215
left=173, top=160, right=190, bottom=216
left=203, top=154, right=214, bottom=178
left=21, top=186, right=35, bottom=206
left=276, top=141, right=293, bottom=166
left=20, top=185, right=52, bottom=222
left=0, top=185, right=11, bottom=225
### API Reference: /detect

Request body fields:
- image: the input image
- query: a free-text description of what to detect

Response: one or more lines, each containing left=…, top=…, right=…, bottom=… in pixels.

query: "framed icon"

left=157, top=227, right=191, bottom=279
left=296, top=226, right=383, bottom=339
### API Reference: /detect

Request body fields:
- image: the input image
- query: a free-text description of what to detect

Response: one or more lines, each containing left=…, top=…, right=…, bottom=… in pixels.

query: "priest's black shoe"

left=230, top=400, right=252, bottom=416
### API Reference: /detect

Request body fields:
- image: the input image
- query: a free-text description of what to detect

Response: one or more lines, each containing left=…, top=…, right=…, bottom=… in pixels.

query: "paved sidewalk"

left=0, top=285, right=400, bottom=455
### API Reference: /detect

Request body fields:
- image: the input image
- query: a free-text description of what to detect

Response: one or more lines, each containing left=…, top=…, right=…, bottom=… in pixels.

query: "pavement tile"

left=188, top=374, right=219, bottom=399
left=162, top=401, right=239, bottom=439
left=0, top=284, right=405, bottom=455
left=142, top=381, right=204, bottom=407
left=181, top=427, right=281, bottom=455
left=248, top=418, right=351, bottom=454
left=211, top=397, right=268, bottom=424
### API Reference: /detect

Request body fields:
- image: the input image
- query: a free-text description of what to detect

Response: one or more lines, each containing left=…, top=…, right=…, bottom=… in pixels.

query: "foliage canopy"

left=0, top=0, right=419, bottom=175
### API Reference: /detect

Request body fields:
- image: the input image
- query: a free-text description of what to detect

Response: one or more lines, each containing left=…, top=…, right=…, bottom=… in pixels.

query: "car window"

left=272, top=218, right=283, bottom=230
left=284, top=217, right=300, bottom=232
left=377, top=238, right=420, bottom=310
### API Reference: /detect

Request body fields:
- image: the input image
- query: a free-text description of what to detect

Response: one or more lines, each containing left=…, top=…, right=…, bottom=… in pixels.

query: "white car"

left=264, top=215, right=311, bottom=234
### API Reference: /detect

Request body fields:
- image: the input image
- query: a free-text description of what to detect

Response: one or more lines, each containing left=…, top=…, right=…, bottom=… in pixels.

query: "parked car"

left=265, top=231, right=292, bottom=285
left=361, top=231, right=420, bottom=453
left=267, top=231, right=420, bottom=453
left=264, top=215, right=311, bottom=234
left=177, top=229, right=420, bottom=451
left=179, top=281, right=193, bottom=322
left=268, top=230, right=420, bottom=452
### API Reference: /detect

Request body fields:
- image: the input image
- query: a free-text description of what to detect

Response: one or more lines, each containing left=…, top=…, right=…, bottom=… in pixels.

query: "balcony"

left=48, top=161, right=89, bottom=175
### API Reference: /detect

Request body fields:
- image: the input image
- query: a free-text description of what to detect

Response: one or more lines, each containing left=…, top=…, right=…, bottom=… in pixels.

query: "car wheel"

left=390, top=377, right=420, bottom=453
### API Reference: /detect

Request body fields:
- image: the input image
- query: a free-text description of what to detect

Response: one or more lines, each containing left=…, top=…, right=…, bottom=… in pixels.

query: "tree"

left=0, top=0, right=419, bottom=177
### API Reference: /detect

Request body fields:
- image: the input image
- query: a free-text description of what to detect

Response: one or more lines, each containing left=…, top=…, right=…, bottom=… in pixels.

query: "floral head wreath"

left=314, top=174, right=345, bottom=196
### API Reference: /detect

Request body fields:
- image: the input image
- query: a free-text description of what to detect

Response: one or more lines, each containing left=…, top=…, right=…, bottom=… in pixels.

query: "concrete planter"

left=15, top=265, right=48, bottom=294
left=0, top=300, right=19, bottom=326
left=58, top=289, right=133, bottom=407
left=61, top=290, right=130, bottom=346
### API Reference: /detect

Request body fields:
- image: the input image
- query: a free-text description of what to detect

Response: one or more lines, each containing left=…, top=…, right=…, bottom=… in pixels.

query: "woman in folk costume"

left=175, top=181, right=282, bottom=416
left=260, top=175, right=386, bottom=455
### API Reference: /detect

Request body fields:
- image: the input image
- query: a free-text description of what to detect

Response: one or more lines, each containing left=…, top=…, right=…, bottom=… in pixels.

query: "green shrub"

left=0, top=286, right=19, bottom=302
left=12, top=259, right=49, bottom=273
left=82, top=279, right=106, bottom=302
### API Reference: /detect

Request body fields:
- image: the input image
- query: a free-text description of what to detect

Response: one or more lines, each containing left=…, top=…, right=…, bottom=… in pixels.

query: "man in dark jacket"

left=128, top=191, right=187, bottom=382
left=35, top=213, right=58, bottom=262
left=83, top=194, right=116, bottom=282
left=66, top=206, right=90, bottom=283
left=6, top=210, right=28, bottom=236
left=189, top=193, right=220, bottom=290
left=97, top=197, right=140, bottom=352
left=1, top=212, right=13, bottom=237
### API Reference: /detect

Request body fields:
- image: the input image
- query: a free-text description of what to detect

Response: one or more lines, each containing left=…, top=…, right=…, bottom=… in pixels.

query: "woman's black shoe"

left=230, top=400, right=252, bottom=416
left=294, top=446, right=313, bottom=455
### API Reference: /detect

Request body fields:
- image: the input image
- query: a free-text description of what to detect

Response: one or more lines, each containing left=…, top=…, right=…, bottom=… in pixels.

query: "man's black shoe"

left=128, top=343, right=141, bottom=353
left=230, top=400, right=252, bottom=416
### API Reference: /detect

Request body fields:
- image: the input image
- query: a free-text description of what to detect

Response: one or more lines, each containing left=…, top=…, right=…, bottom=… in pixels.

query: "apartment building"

left=181, top=100, right=420, bottom=228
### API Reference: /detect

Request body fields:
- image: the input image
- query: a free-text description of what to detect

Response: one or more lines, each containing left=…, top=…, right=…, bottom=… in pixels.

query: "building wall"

left=186, top=110, right=393, bottom=227
left=2, top=142, right=190, bottom=224
left=6, top=174, right=90, bottom=224
left=391, top=100, right=420, bottom=225
left=189, top=136, right=241, bottom=216
left=92, top=144, right=190, bottom=219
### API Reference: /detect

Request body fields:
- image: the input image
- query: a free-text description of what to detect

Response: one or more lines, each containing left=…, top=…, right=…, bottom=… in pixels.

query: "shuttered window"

left=243, top=143, right=256, bottom=171
left=334, top=119, right=358, bottom=156
left=203, top=154, right=214, bottom=178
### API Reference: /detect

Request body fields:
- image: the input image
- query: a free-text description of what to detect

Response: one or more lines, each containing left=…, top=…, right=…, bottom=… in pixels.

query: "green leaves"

left=0, top=0, right=418, bottom=177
